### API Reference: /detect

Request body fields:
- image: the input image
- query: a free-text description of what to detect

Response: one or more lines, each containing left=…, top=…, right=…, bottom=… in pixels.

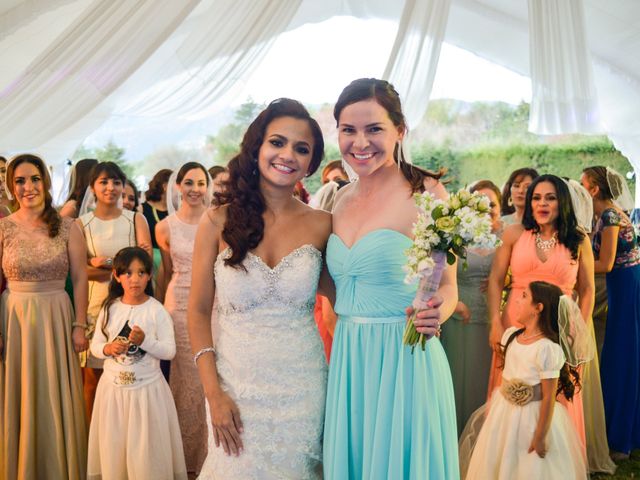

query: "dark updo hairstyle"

left=66, top=158, right=98, bottom=206
left=334, top=78, right=444, bottom=193
left=6, top=154, right=61, bottom=238
left=89, top=161, right=127, bottom=189
left=582, top=166, right=613, bottom=201
left=469, top=179, right=502, bottom=206
left=176, top=162, right=210, bottom=185
left=124, top=179, right=140, bottom=210
left=217, top=98, right=324, bottom=268
left=501, top=281, right=581, bottom=401
left=208, top=165, right=228, bottom=182
left=145, top=168, right=172, bottom=202
left=100, top=246, right=154, bottom=337
left=522, top=174, right=584, bottom=260
left=500, top=167, right=539, bottom=215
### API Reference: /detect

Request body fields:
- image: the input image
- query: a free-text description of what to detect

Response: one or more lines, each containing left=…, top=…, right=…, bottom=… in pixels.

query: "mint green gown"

left=323, top=229, right=459, bottom=479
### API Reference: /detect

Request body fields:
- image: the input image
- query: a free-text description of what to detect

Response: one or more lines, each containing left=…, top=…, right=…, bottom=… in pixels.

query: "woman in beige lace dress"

left=0, top=154, right=89, bottom=480
left=156, top=162, right=211, bottom=475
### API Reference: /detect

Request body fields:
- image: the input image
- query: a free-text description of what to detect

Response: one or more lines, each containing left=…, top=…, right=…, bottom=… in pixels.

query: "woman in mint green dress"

left=324, top=78, right=459, bottom=479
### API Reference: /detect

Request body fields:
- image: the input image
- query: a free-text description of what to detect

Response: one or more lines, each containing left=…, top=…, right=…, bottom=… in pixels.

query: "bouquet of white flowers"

left=403, top=189, right=501, bottom=351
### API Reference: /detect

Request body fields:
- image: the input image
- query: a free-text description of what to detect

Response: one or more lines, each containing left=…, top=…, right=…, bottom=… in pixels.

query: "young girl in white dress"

left=87, top=247, right=186, bottom=480
left=461, top=281, right=591, bottom=479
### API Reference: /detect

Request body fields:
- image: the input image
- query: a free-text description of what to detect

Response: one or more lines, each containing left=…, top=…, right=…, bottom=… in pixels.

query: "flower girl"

left=461, top=281, right=591, bottom=479
left=87, top=247, right=186, bottom=480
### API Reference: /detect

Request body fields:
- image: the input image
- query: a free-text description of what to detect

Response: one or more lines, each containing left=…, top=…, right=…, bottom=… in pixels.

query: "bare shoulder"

left=332, top=182, right=356, bottom=211
left=203, top=205, right=227, bottom=233
left=502, top=223, right=525, bottom=244
left=155, top=216, right=170, bottom=244
left=156, top=216, right=169, bottom=232
left=423, top=177, right=448, bottom=200
left=298, top=203, right=332, bottom=238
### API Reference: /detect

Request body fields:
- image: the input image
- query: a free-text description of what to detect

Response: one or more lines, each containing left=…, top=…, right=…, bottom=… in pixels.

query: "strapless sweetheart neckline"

left=330, top=228, right=412, bottom=250
left=217, top=243, right=320, bottom=271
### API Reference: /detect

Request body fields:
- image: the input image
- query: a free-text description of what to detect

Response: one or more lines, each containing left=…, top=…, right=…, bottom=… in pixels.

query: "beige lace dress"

left=164, top=214, right=207, bottom=473
left=0, top=217, right=87, bottom=480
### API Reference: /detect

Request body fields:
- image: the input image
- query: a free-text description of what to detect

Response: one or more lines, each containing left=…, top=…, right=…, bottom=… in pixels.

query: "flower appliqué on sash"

left=501, top=378, right=534, bottom=406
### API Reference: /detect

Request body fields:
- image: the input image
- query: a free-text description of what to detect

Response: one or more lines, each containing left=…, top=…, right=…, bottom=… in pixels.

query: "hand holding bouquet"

left=403, top=189, right=501, bottom=351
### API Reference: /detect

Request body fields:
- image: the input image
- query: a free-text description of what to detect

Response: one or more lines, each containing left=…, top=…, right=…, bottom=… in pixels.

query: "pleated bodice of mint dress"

left=0, top=217, right=87, bottom=480
left=324, top=229, right=459, bottom=480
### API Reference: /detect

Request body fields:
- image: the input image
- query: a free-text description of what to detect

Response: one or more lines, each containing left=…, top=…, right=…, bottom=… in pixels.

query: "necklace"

left=521, top=330, right=544, bottom=341
left=535, top=232, right=558, bottom=251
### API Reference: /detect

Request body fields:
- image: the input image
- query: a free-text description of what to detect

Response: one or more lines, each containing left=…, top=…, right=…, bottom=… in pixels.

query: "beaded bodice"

left=214, top=245, right=322, bottom=318
left=0, top=217, right=72, bottom=282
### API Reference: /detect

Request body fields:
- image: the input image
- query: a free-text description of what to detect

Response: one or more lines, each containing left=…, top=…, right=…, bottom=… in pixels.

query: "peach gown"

left=487, top=230, right=586, bottom=448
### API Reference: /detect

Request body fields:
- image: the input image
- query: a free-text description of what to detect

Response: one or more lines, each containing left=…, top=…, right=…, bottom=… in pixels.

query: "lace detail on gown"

left=164, top=214, right=207, bottom=473
left=0, top=217, right=72, bottom=281
left=199, top=245, right=327, bottom=479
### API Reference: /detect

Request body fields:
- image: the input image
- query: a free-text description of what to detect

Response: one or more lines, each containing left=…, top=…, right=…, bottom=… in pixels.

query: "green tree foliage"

left=71, top=140, right=137, bottom=179
left=207, top=98, right=265, bottom=166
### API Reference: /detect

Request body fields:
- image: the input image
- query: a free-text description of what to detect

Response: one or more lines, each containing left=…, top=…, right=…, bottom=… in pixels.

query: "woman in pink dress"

left=156, top=162, right=211, bottom=476
left=488, top=174, right=595, bottom=450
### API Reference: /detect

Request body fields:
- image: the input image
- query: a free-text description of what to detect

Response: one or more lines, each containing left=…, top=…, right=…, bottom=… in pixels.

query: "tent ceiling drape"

left=0, top=0, right=639, bottom=202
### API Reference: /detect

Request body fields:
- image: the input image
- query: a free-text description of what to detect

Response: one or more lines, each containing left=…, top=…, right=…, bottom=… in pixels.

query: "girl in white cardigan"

left=87, top=246, right=187, bottom=480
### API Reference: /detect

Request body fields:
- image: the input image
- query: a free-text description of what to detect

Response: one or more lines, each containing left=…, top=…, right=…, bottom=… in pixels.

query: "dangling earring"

left=507, top=196, right=513, bottom=207
left=252, top=157, right=258, bottom=176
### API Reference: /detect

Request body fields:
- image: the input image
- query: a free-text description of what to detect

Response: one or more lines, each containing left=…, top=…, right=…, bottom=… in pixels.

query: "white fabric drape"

left=0, top=0, right=200, bottom=152
left=527, top=0, right=601, bottom=134
left=383, top=0, right=451, bottom=129
left=0, top=0, right=301, bottom=165
left=593, top=62, right=640, bottom=205
left=114, top=0, right=301, bottom=118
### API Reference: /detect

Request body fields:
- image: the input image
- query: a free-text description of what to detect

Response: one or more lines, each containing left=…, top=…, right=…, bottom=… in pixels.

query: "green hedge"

left=306, top=139, right=633, bottom=196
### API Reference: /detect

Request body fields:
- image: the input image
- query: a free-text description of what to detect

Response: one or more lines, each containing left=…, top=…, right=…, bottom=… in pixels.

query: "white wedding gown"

left=198, top=245, right=327, bottom=479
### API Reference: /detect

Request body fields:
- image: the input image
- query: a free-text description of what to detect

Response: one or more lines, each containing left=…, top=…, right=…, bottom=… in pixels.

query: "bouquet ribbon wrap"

left=404, top=250, right=447, bottom=351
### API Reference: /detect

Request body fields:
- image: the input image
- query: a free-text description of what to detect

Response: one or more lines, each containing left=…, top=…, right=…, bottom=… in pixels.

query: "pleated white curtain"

left=383, top=0, right=451, bottom=129
left=594, top=63, right=640, bottom=205
left=0, top=0, right=201, bottom=152
left=527, top=0, right=601, bottom=134
left=0, top=0, right=303, bottom=163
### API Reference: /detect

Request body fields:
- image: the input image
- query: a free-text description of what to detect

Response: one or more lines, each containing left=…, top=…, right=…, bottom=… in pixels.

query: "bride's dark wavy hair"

left=216, top=98, right=324, bottom=268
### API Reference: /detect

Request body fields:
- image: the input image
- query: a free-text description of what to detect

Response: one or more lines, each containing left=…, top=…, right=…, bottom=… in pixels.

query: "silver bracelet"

left=193, top=346, right=216, bottom=366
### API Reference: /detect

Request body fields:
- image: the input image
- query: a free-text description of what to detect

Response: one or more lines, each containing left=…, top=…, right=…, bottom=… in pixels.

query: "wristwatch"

left=105, top=257, right=113, bottom=267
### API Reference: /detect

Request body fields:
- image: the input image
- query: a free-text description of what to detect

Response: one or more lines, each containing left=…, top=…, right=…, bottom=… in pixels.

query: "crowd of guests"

left=0, top=77, right=639, bottom=480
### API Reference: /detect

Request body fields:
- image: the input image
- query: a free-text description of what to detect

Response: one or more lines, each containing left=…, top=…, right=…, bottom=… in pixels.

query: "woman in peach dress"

left=488, top=175, right=594, bottom=451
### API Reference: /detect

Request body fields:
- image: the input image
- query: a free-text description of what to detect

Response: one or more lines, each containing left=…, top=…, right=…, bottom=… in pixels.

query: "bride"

left=187, top=98, right=331, bottom=478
